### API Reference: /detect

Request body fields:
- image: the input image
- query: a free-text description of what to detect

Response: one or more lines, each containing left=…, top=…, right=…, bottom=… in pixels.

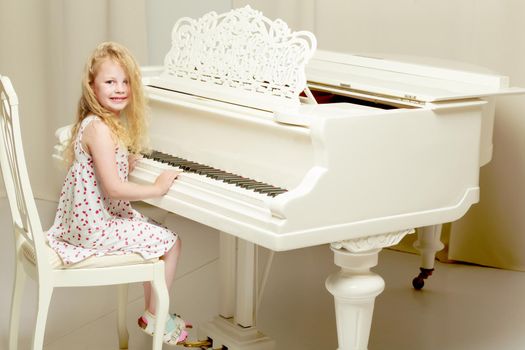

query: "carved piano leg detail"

left=412, top=225, right=444, bottom=290
left=327, top=230, right=412, bottom=350
left=326, top=248, right=384, bottom=350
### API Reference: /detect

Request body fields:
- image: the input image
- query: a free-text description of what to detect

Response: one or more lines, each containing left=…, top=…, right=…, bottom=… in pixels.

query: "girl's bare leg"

left=143, top=238, right=182, bottom=314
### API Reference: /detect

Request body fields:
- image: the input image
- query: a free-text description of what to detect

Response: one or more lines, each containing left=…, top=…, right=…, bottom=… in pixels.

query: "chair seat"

left=21, top=236, right=158, bottom=269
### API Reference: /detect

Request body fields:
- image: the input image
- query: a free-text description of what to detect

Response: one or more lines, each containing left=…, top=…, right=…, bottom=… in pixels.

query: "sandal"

left=171, top=313, right=193, bottom=329
left=138, top=310, right=190, bottom=345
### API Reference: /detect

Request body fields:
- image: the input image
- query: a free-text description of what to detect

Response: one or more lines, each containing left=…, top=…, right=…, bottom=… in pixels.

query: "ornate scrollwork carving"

left=162, top=6, right=316, bottom=106
left=331, top=229, right=415, bottom=253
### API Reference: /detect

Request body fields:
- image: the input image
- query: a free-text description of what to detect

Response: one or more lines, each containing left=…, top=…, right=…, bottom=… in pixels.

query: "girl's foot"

left=138, top=310, right=190, bottom=345
left=171, top=313, right=193, bottom=329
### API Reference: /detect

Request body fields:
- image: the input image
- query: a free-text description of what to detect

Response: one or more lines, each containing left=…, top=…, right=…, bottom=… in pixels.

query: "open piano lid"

left=307, top=50, right=524, bottom=105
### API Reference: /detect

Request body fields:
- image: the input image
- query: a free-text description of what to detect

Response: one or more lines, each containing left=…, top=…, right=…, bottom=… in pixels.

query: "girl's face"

left=92, top=59, right=130, bottom=116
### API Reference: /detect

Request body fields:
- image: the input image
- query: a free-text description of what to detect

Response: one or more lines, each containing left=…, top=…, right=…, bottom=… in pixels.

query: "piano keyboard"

left=144, top=150, right=288, bottom=197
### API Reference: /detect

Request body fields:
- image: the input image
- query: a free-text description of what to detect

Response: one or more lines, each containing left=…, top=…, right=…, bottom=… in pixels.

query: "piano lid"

left=148, top=6, right=316, bottom=112
left=307, top=50, right=524, bottom=104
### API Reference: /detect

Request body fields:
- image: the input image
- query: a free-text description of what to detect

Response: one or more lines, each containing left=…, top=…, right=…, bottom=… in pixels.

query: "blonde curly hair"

left=65, top=41, right=149, bottom=164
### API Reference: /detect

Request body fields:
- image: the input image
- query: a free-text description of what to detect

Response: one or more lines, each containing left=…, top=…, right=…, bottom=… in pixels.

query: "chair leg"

left=9, top=258, right=27, bottom=350
left=151, top=264, right=169, bottom=350
left=32, top=285, right=53, bottom=350
left=117, top=284, right=130, bottom=349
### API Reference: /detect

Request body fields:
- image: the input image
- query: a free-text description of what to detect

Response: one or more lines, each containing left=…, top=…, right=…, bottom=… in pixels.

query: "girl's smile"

left=92, top=59, right=130, bottom=116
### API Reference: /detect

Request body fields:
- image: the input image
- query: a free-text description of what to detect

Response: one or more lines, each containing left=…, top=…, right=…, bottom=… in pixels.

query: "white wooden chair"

left=1, top=75, right=169, bottom=350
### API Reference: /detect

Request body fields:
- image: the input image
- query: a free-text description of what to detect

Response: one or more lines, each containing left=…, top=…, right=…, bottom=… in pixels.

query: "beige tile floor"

left=1, top=198, right=525, bottom=350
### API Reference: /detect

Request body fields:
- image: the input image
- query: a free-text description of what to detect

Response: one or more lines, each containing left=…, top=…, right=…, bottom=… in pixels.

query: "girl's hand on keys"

left=154, top=170, right=181, bottom=196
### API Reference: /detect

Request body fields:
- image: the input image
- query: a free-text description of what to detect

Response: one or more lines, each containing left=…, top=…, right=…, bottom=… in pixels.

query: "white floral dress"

left=47, top=115, right=176, bottom=265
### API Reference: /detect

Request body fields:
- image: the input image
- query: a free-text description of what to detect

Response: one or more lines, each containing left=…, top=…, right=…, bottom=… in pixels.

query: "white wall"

left=0, top=0, right=51, bottom=198
left=146, top=0, right=231, bottom=65
left=233, top=0, right=316, bottom=32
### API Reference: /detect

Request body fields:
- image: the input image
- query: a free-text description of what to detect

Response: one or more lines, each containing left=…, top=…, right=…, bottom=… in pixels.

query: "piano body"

left=53, top=6, right=523, bottom=350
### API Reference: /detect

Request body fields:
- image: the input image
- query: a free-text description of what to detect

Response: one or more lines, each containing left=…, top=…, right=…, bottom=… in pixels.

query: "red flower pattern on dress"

left=47, top=115, right=176, bottom=265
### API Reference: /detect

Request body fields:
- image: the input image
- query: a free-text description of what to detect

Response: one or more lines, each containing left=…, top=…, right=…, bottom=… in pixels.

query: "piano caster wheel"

left=412, top=267, right=434, bottom=290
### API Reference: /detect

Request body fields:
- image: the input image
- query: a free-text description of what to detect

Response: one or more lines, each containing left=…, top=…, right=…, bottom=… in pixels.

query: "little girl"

left=47, top=42, right=190, bottom=345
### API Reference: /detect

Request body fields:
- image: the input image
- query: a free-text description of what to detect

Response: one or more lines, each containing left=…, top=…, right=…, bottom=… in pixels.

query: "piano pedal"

left=412, top=267, right=434, bottom=290
left=177, top=338, right=225, bottom=349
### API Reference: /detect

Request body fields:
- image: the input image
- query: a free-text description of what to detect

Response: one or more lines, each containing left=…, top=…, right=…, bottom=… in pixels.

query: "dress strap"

left=74, top=115, right=100, bottom=161
left=79, top=115, right=100, bottom=132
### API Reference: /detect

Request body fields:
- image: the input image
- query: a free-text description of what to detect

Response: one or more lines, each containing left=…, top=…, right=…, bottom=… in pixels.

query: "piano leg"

left=326, top=247, right=384, bottom=350
left=235, top=239, right=256, bottom=326
left=219, top=232, right=236, bottom=318
left=199, top=232, right=275, bottom=350
left=326, top=231, right=411, bottom=350
left=412, top=225, right=444, bottom=290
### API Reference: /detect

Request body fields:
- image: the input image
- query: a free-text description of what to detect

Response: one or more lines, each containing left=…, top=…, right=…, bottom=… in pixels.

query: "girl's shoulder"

left=81, top=115, right=113, bottom=135
left=83, top=117, right=112, bottom=137
left=79, top=115, right=114, bottom=145
left=80, top=114, right=102, bottom=128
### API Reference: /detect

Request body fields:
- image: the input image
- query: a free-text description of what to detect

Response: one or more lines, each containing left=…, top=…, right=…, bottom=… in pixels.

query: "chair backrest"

left=0, top=75, right=50, bottom=272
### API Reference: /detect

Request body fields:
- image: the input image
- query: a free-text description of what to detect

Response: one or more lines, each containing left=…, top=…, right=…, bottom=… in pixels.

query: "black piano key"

left=226, top=179, right=254, bottom=186
left=205, top=172, right=224, bottom=180
left=205, top=171, right=232, bottom=179
left=235, top=179, right=255, bottom=188
left=235, top=182, right=262, bottom=189
left=194, top=167, right=217, bottom=175
left=218, top=174, right=245, bottom=181
left=191, top=164, right=214, bottom=171
left=217, top=175, right=243, bottom=182
left=257, top=186, right=284, bottom=194
left=268, top=189, right=287, bottom=197
left=165, top=158, right=185, bottom=167
left=243, top=183, right=270, bottom=189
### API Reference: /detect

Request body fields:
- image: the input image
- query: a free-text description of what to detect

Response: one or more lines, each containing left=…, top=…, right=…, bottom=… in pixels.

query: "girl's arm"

left=83, top=119, right=179, bottom=201
left=128, top=153, right=142, bottom=173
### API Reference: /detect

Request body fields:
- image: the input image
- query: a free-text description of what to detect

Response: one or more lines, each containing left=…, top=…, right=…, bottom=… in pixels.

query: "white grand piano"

left=54, top=6, right=523, bottom=350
